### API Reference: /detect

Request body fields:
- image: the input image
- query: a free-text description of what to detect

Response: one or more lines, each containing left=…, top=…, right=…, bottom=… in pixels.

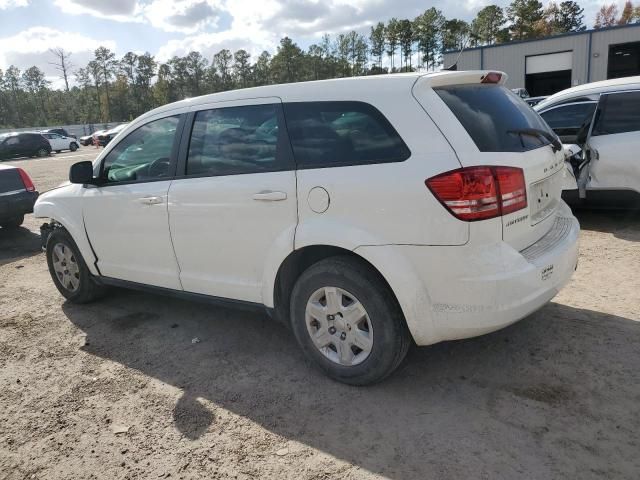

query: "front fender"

left=34, top=187, right=99, bottom=276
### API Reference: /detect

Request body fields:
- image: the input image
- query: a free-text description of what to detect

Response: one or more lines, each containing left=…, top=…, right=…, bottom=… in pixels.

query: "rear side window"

left=435, top=84, right=554, bottom=152
left=186, top=103, right=292, bottom=177
left=540, top=102, right=596, bottom=129
left=592, top=91, right=640, bottom=136
left=283, top=101, right=410, bottom=168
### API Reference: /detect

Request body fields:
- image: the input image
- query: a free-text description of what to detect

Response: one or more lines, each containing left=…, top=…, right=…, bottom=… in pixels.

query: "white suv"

left=35, top=71, right=579, bottom=385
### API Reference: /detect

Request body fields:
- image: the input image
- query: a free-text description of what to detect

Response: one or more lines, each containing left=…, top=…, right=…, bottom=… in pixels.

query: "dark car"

left=0, top=164, right=38, bottom=228
left=0, top=133, right=51, bottom=160
left=42, top=128, right=76, bottom=139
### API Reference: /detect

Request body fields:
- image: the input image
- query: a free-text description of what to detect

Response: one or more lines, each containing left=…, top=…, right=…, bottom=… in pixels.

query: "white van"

left=535, top=76, right=640, bottom=208
left=35, top=71, right=579, bottom=384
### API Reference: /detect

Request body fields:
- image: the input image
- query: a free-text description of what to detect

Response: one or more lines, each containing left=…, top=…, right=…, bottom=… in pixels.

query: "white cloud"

left=144, top=0, right=223, bottom=33
left=156, top=29, right=272, bottom=62
left=0, top=0, right=28, bottom=9
left=53, top=0, right=143, bottom=23
left=156, top=0, right=281, bottom=61
left=0, top=27, right=116, bottom=77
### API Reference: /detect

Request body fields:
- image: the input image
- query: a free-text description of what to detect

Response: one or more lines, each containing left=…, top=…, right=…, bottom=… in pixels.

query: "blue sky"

left=0, top=0, right=615, bottom=87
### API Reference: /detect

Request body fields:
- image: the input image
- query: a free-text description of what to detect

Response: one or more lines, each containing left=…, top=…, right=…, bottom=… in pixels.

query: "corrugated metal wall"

left=442, top=24, right=640, bottom=89
left=590, top=27, right=640, bottom=81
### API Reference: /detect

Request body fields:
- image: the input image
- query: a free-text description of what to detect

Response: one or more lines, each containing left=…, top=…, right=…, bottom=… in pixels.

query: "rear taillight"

left=426, top=166, right=527, bottom=221
left=17, top=168, right=35, bottom=192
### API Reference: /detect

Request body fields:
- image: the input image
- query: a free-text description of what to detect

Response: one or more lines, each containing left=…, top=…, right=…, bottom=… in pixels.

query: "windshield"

left=435, top=84, right=555, bottom=153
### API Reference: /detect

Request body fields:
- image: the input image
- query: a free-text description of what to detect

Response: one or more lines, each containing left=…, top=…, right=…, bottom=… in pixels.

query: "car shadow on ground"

left=573, top=208, right=640, bottom=242
left=0, top=226, right=41, bottom=266
left=62, top=290, right=640, bottom=478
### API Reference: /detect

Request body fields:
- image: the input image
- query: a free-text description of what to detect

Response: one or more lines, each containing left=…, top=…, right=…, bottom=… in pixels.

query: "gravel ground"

left=1, top=149, right=639, bottom=480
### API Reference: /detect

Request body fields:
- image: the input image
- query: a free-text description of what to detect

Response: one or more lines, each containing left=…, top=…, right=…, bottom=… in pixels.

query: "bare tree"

left=48, top=48, right=74, bottom=92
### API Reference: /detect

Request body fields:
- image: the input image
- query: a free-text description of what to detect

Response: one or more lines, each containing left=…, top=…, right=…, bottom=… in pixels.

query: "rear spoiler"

left=416, top=70, right=508, bottom=89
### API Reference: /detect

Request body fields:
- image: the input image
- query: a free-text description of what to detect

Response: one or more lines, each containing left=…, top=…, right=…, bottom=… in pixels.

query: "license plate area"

left=530, top=170, right=562, bottom=225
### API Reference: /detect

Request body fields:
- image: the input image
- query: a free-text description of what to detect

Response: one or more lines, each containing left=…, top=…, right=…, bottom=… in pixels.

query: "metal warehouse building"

left=443, top=23, right=640, bottom=96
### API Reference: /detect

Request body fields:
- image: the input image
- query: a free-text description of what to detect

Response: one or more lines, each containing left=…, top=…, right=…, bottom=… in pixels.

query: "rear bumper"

left=356, top=205, right=579, bottom=346
left=0, top=190, right=38, bottom=222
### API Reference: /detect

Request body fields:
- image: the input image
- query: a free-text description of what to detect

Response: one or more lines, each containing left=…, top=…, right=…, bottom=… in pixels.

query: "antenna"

left=444, top=37, right=471, bottom=71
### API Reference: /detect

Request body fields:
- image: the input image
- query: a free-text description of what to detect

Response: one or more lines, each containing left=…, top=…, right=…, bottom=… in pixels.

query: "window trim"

left=283, top=100, right=411, bottom=170
left=175, top=102, right=295, bottom=180
left=95, top=113, right=187, bottom=187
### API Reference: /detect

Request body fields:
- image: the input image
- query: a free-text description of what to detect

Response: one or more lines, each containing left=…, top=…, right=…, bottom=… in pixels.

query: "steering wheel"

left=147, top=157, right=170, bottom=178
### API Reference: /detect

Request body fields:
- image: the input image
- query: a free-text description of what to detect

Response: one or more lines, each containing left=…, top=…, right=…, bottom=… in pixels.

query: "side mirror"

left=69, top=161, right=96, bottom=184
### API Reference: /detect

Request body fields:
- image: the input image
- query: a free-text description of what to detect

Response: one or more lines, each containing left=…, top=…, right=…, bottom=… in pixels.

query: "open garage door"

left=525, top=51, right=572, bottom=97
left=608, top=41, right=640, bottom=79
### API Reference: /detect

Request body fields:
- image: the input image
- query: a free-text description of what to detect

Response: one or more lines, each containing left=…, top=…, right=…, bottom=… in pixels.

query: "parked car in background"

left=511, top=87, right=529, bottom=99
left=97, top=124, right=128, bottom=146
left=41, top=128, right=76, bottom=139
left=41, top=132, right=79, bottom=153
left=84, top=129, right=108, bottom=146
left=0, top=132, right=51, bottom=160
left=526, top=96, right=547, bottom=107
left=536, top=76, right=640, bottom=208
left=79, top=134, right=94, bottom=146
left=35, top=71, right=579, bottom=385
left=0, top=164, right=38, bottom=228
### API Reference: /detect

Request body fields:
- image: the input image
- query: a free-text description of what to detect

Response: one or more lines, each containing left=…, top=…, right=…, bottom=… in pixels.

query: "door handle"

left=252, top=191, right=287, bottom=201
left=138, top=196, right=164, bottom=205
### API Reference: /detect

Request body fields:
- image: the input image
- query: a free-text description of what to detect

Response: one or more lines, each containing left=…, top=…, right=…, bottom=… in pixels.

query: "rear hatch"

left=0, top=166, right=27, bottom=194
left=413, top=71, right=566, bottom=251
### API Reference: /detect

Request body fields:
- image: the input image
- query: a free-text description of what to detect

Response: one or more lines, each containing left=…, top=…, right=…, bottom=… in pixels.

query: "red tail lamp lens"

left=17, top=168, right=35, bottom=192
left=426, top=166, right=527, bottom=221
left=481, top=72, right=503, bottom=84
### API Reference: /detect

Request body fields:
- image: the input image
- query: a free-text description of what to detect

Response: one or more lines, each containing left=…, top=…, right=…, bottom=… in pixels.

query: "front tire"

left=70, top=143, right=78, bottom=152
left=290, top=256, right=410, bottom=385
left=36, top=148, right=49, bottom=157
left=46, top=229, right=107, bottom=303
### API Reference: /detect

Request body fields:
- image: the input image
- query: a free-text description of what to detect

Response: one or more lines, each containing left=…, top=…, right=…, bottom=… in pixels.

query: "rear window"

left=435, top=84, right=554, bottom=152
left=0, top=168, right=24, bottom=193
left=283, top=101, right=410, bottom=168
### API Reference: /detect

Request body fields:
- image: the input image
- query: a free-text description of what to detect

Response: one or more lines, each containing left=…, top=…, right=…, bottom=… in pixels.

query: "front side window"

left=101, top=115, right=179, bottom=183
left=283, top=101, right=410, bottom=168
left=5, top=136, right=19, bottom=146
left=435, top=84, right=554, bottom=152
left=592, top=91, right=640, bottom=136
left=540, top=102, right=597, bottom=130
left=186, top=104, right=290, bottom=176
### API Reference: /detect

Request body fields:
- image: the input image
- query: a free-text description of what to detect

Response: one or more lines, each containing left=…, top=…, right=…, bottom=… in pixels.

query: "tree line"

left=1, top=0, right=639, bottom=128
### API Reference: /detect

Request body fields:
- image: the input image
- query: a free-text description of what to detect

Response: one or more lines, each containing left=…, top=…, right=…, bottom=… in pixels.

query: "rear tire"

left=36, top=148, right=49, bottom=157
left=46, top=228, right=107, bottom=303
left=290, top=256, right=410, bottom=385
left=1, top=215, right=24, bottom=228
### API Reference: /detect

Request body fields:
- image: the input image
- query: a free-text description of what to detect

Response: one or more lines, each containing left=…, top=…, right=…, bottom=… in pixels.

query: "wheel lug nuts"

left=340, top=332, right=346, bottom=340
left=327, top=314, right=335, bottom=320
left=329, top=326, right=337, bottom=335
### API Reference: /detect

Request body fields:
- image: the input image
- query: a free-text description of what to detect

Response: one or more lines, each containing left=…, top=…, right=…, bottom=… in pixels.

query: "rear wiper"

left=508, top=128, right=562, bottom=153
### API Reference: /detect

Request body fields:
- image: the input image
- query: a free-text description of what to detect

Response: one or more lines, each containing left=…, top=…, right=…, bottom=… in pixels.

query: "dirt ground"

left=1, top=149, right=639, bottom=479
